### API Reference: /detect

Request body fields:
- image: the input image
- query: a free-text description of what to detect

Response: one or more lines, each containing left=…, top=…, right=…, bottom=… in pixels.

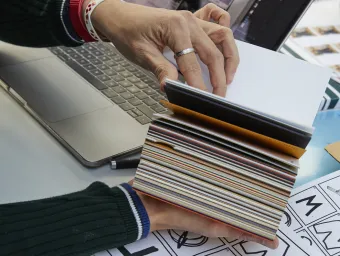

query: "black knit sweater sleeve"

left=0, top=0, right=83, bottom=47
left=0, top=182, right=150, bottom=256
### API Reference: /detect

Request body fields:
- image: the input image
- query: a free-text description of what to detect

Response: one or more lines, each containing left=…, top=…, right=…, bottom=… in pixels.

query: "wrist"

left=136, top=191, right=170, bottom=232
left=89, top=0, right=123, bottom=41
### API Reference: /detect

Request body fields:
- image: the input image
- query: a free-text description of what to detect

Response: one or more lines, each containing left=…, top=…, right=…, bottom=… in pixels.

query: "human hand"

left=87, top=1, right=239, bottom=96
left=135, top=186, right=279, bottom=249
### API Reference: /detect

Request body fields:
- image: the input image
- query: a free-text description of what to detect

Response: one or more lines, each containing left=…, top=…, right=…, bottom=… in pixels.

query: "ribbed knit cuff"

left=61, top=0, right=84, bottom=44
left=118, top=183, right=151, bottom=240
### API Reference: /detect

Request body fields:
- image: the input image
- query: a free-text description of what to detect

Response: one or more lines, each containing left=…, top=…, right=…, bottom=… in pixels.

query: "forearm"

left=0, top=182, right=150, bottom=256
left=0, top=0, right=83, bottom=47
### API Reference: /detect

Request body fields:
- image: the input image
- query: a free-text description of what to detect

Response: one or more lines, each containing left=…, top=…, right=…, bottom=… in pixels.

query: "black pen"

left=110, top=158, right=140, bottom=170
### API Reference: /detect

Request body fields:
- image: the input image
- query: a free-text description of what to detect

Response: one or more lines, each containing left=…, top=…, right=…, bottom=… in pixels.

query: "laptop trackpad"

left=0, top=57, right=111, bottom=122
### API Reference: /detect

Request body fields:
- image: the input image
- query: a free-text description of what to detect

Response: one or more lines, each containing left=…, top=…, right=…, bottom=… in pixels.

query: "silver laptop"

left=0, top=42, right=166, bottom=167
left=0, top=0, right=312, bottom=167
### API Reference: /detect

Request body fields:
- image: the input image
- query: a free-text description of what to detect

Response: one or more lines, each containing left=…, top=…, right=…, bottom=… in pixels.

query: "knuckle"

left=206, top=3, right=217, bottom=10
left=169, top=13, right=187, bottom=30
left=222, top=27, right=232, bottom=36
left=179, top=10, right=195, bottom=21
left=214, top=27, right=232, bottom=42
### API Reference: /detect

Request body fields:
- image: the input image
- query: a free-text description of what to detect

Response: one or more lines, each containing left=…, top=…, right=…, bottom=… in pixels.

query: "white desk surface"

left=0, top=88, right=135, bottom=204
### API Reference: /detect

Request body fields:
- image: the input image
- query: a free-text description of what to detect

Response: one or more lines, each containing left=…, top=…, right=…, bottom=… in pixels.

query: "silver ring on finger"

left=174, top=48, right=196, bottom=59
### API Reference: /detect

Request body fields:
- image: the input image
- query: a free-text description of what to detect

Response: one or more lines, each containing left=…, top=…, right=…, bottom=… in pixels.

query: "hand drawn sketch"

left=289, top=186, right=336, bottom=225
left=309, top=214, right=340, bottom=256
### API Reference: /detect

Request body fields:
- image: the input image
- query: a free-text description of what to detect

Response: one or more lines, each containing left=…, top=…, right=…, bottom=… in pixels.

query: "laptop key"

left=83, top=44, right=97, bottom=51
left=84, top=53, right=96, bottom=60
left=70, top=53, right=82, bottom=60
left=120, top=71, right=132, bottom=78
left=63, top=48, right=75, bottom=54
left=112, top=86, right=126, bottom=93
left=134, top=71, right=146, bottom=78
left=90, top=58, right=102, bottom=65
left=142, top=77, right=154, bottom=84
left=112, top=75, right=125, bottom=82
left=127, top=110, right=138, bottom=118
left=65, top=59, right=107, bottom=90
left=111, top=96, right=126, bottom=104
left=128, top=77, right=140, bottom=83
left=112, top=66, right=125, bottom=72
left=106, top=51, right=115, bottom=57
left=136, top=116, right=151, bottom=125
left=151, top=94, right=165, bottom=101
left=126, top=86, right=139, bottom=94
left=93, top=50, right=104, bottom=56
left=121, top=62, right=131, bottom=67
left=149, top=83, right=159, bottom=89
left=99, top=56, right=110, bottom=62
left=78, top=59, right=89, bottom=65
left=132, top=109, right=143, bottom=116
left=113, top=56, right=124, bottom=62
left=121, top=92, right=134, bottom=100
left=90, top=69, right=103, bottom=76
left=143, top=98, right=157, bottom=106
left=102, top=89, right=117, bottom=98
left=135, top=91, right=148, bottom=100
left=105, top=60, right=118, bottom=67
left=120, top=81, right=133, bottom=88
left=126, top=66, right=137, bottom=72
left=105, top=80, right=118, bottom=87
left=135, top=82, right=148, bottom=89
left=103, top=69, right=117, bottom=76
left=137, top=104, right=155, bottom=119
left=76, top=48, right=89, bottom=55
left=96, top=43, right=108, bottom=52
left=98, top=64, right=110, bottom=70
left=129, top=98, right=143, bottom=106
left=83, top=63, right=96, bottom=70
left=143, top=88, right=156, bottom=96
left=119, top=102, right=134, bottom=111
left=97, top=74, right=111, bottom=82
left=151, top=104, right=166, bottom=113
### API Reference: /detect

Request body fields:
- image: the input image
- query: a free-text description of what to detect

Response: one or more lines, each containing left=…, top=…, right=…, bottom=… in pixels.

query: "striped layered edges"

left=133, top=115, right=299, bottom=241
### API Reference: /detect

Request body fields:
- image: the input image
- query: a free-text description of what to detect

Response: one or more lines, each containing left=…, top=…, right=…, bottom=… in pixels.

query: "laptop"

left=177, top=0, right=314, bottom=50
left=0, top=0, right=313, bottom=167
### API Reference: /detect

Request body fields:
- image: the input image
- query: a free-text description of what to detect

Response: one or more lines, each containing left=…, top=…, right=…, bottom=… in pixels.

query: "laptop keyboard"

left=49, top=42, right=167, bottom=125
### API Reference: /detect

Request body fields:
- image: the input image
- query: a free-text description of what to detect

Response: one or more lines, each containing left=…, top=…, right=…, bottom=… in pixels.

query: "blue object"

left=295, top=109, right=340, bottom=188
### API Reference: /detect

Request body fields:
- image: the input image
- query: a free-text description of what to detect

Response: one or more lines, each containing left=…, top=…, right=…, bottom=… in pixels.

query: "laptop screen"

left=126, top=0, right=313, bottom=51
left=229, top=0, right=313, bottom=50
